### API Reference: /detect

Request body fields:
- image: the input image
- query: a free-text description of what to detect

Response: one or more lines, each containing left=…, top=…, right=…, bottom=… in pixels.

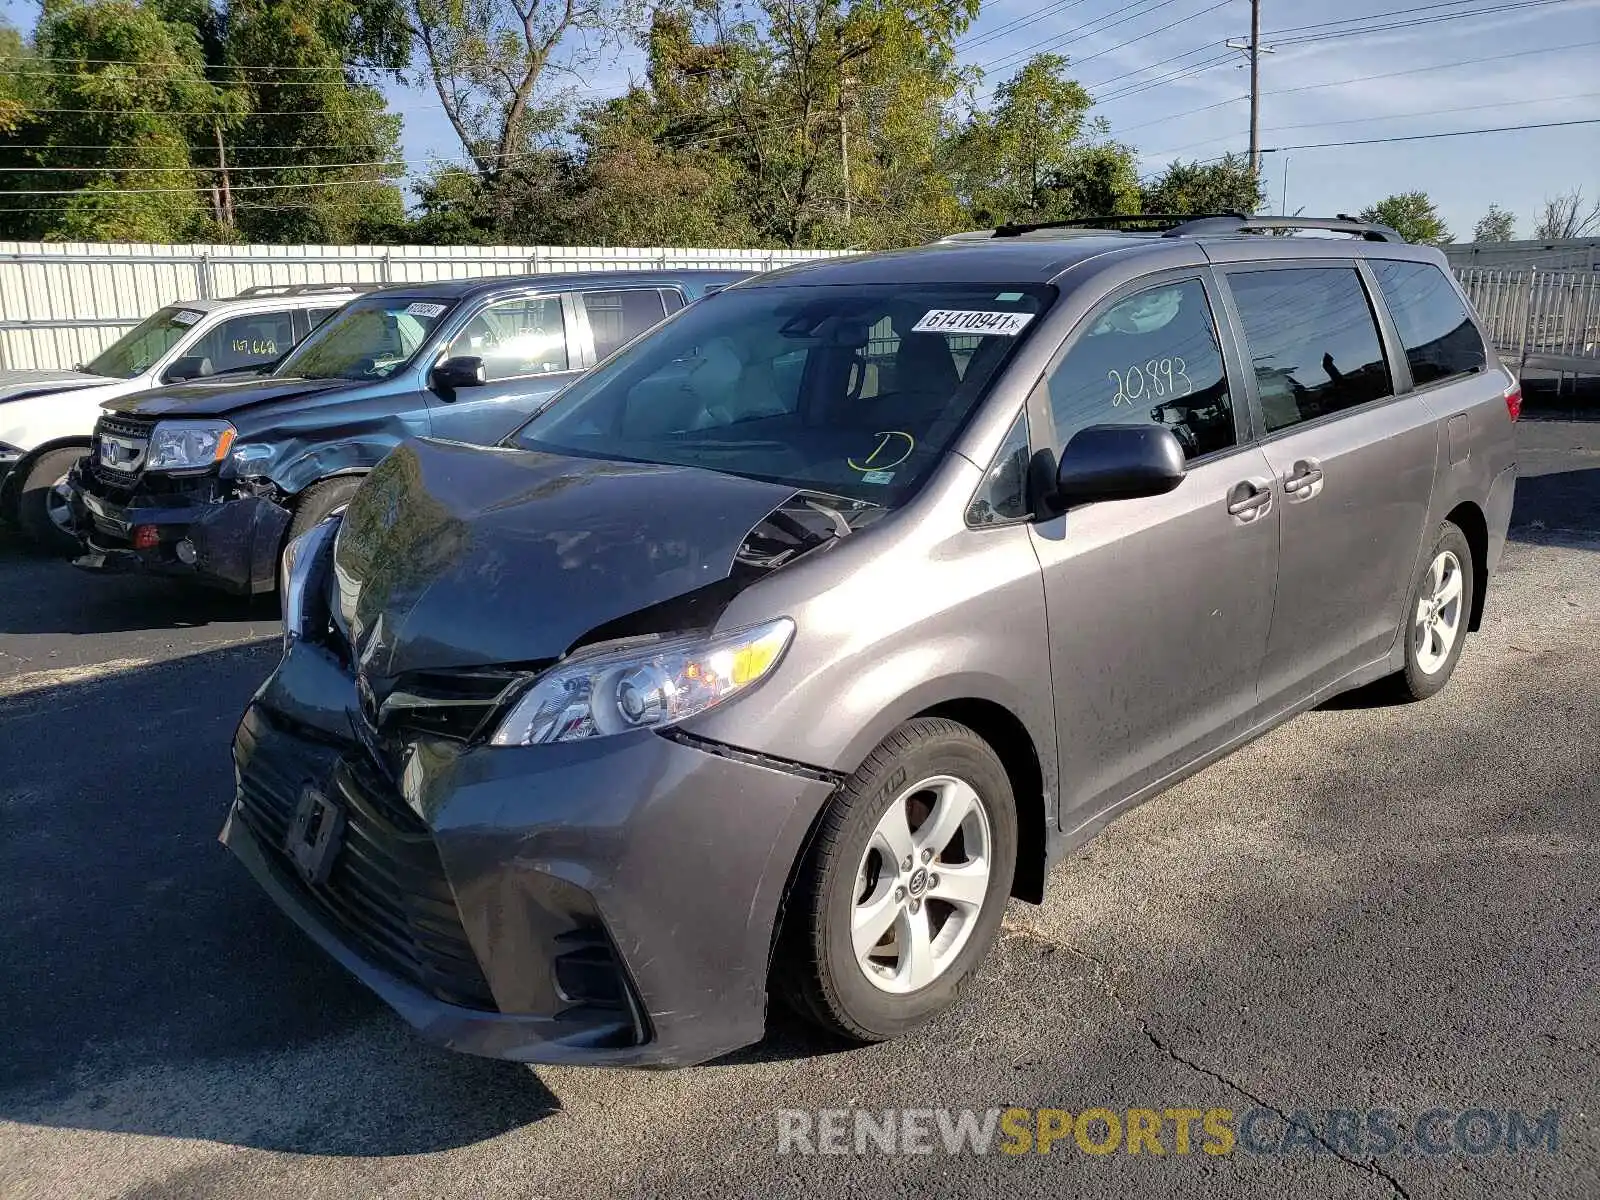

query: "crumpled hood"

left=104, top=375, right=348, bottom=418
left=0, top=368, right=116, bottom=403
left=331, top=438, right=802, bottom=677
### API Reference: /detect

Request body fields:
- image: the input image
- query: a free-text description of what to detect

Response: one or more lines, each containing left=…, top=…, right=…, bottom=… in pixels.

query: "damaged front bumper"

left=67, top=460, right=289, bottom=594
left=222, top=638, right=839, bottom=1067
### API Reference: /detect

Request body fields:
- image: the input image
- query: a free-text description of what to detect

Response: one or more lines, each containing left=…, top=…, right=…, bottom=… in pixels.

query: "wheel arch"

left=0, top=436, right=92, bottom=521
left=1444, top=499, right=1488, bottom=632
left=914, top=698, right=1049, bottom=905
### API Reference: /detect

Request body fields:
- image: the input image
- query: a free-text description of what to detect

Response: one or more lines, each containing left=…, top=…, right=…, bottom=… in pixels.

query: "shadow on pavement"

left=1508, top=467, right=1600, bottom=544
left=0, top=644, right=559, bottom=1156
left=0, top=551, right=275, bottom=636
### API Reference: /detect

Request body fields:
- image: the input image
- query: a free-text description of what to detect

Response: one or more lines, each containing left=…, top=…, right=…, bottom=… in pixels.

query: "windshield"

left=85, top=306, right=206, bottom=379
left=511, top=283, right=1053, bottom=504
left=276, top=296, right=453, bottom=381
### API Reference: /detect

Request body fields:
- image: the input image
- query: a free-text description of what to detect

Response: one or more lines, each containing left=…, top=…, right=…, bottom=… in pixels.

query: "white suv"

left=0, top=283, right=369, bottom=551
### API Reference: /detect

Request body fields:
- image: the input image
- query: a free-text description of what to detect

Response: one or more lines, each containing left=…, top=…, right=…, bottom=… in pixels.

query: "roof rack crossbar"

left=991, top=211, right=1248, bottom=238
left=232, top=282, right=377, bottom=298
left=1162, top=215, right=1405, bottom=242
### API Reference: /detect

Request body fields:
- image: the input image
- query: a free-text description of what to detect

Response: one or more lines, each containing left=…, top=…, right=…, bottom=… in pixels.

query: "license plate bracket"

left=286, top=782, right=346, bottom=886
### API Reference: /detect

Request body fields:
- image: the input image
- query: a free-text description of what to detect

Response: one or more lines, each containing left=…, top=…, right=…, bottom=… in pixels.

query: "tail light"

left=1503, top=379, right=1522, bottom=422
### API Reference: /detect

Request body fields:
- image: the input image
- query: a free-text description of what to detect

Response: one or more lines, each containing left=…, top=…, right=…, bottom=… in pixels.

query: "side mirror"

left=165, top=355, right=213, bottom=382
left=433, top=355, right=486, bottom=390
left=1053, top=424, right=1187, bottom=509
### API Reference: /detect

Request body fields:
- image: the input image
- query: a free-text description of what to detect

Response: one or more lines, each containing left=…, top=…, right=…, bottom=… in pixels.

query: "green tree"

left=406, top=0, right=632, bottom=185
left=949, top=53, right=1092, bottom=226
left=1359, top=190, right=1451, bottom=245
left=1141, top=152, right=1263, bottom=216
left=0, top=0, right=233, bottom=241
left=218, top=0, right=410, bottom=242
left=1038, top=140, right=1141, bottom=219
left=1472, top=203, right=1515, bottom=242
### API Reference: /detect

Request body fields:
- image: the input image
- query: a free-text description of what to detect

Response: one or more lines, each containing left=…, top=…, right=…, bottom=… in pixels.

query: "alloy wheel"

left=1414, top=549, right=1464, bottom=675
left=45, top=474, right=74, bottom=533
left=851, top=775, right=992, bottom=994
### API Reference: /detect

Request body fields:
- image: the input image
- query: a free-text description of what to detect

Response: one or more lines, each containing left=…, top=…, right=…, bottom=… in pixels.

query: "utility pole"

left=1226, top=2, right=1272, bottom=183
left=213, top=120, right=234, bottom=230
left=1248, top=0, right=1260, bottom=175
left=839, top=80, right=850, bottom=226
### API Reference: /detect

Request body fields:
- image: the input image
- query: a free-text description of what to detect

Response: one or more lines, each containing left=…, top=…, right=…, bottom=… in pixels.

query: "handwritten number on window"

left=1110, top=357, right=1191, bottom=407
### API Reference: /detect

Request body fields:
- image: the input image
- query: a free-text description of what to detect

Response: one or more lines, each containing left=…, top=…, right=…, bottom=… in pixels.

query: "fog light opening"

left=132, top=524, right=159, bottom=550
left=175, top=539, right=197, bottom=565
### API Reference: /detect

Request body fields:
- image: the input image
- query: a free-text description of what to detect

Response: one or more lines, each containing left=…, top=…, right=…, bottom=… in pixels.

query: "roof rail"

left=232, top=282, right=377, bottom=298
left=987, top=212, right=1248, bottom=238
left=1162, top=214, right=1406, bottom=242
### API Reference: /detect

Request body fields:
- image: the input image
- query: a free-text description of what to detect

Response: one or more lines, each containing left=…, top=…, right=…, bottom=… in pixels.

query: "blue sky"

left=388, top=0, right=1600, bottom=239
left=6, top=0, right=1598, bottom=240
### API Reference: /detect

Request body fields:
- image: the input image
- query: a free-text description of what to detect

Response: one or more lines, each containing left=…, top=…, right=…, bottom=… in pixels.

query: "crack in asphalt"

left=1054, top=936, right=1412, bottom=1200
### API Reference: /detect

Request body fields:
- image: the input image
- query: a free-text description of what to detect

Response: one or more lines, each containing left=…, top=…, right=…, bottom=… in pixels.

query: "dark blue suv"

left=66, top=270, right=745, bottom=593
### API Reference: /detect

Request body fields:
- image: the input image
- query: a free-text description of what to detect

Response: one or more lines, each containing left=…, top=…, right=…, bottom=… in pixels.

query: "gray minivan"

left=223, top=215, right=1518, bottom=1066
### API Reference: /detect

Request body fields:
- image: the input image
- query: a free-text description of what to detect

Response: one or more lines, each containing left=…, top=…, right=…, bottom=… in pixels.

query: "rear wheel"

left=774, top=718, right=1017, bottom=1043
left=16, top=445, right=86, bottom=555
left=1391, top=521, right=1474, bottom=701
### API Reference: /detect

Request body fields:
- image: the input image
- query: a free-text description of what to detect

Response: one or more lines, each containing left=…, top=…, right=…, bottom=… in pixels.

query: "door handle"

left=1282, top=459, right=1324, bottom=495
left=1226, top=480, right=1273, bottom=518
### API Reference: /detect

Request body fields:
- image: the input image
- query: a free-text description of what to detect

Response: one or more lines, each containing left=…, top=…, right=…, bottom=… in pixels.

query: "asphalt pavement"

left=1, top=405, right=1596, bottom=1200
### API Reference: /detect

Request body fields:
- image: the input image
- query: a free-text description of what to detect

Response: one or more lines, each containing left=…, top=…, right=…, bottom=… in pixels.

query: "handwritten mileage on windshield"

left=1109, top=357, right=1192, bottom=407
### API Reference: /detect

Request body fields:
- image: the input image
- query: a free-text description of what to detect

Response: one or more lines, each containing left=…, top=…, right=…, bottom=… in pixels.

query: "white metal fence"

left=1457, top=267, right=1600, bottom=376
left=5, top=240, right=1596, bottom=379
left=0, top=242, right=849, bottom=370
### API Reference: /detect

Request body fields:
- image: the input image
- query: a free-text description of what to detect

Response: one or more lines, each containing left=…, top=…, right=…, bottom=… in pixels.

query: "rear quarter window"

left=1369, top=260, right=1487, bottom=386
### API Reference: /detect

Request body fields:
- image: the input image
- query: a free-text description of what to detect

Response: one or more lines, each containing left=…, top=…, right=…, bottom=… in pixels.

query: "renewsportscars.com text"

left=776, top=1106, right=1561, bottom=1158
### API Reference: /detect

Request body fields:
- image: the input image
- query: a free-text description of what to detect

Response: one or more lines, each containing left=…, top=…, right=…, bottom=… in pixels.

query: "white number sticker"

left=912, top=309, right=1034, bottom=336
left=1110, top=357, right=1193, bottom=406
left=172, top=309, right=202, bottom=326
left=406, top=302, right=447, bottom=319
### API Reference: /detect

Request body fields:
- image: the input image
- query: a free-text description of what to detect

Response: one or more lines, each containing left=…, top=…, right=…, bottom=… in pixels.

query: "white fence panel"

left=0, top=241, right=847, bottom=370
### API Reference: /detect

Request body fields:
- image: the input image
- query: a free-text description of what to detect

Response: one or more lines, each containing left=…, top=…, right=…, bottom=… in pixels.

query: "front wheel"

left=774, top=718, right=1017, bottom=1043
left=16, top=446, right=86, bottom=555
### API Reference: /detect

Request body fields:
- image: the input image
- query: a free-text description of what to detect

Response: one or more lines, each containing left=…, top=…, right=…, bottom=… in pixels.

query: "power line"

left=956, top=0, right=1097, bottom=52
left=1061, top=0, right=1233, bottom=72
left=1260, top=117, right=1600, bottom=151
left=14, top=54, right=405, bottom=73
left=978, top=0, right=1187, bottom=71
left=1148, top=91, right=1600, bottom=158
left=1263, top=0, right=1548, bottom=36
left=1111, top=34, right=1600, bottom=139
left=1269, top=0, right=1586, bottom=47
left=0, top=148, right=546, bottom=173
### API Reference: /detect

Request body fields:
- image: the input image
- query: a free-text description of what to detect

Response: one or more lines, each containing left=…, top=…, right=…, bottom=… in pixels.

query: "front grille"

left=235, top=714, right=497, bottom=1010
left=90, top=413, right=155, bottom=490
left=97, top=413, right=156, bottom=441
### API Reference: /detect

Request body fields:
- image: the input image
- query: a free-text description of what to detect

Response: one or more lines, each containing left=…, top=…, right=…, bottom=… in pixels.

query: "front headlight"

left=280, top=516, right=339, bottom=651
left=146, top=419, right=236, bottom=471
left=490, top=617, right=795, bottom=746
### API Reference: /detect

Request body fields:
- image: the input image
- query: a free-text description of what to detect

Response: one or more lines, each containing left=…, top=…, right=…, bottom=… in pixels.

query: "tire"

left=286, top=475, right=362, bottom=543
left=774, top=717, right=1017, bottom=1043
left=16, top=445, right=87, bottom=555
left=1391, top=521, right=1475, bottom=701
